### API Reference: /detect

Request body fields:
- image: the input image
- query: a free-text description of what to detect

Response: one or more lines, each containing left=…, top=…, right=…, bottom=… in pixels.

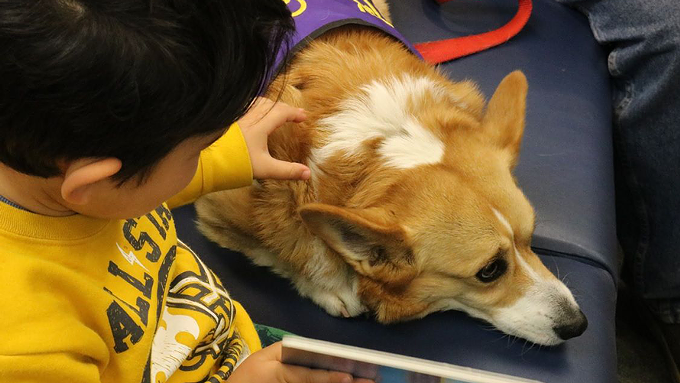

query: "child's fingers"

left=281, top=364, right=356, bottom=383
left=259, top=341, right=284, bottom=358
left=255, top=158, right=310, bottom=181
left=257, top=102, right=307, bottom=134
left=263, top=342, right=375, bottom=383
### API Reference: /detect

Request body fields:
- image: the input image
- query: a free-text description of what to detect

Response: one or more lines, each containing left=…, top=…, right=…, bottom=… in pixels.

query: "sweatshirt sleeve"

left=167, top=123, right=253, bottom=209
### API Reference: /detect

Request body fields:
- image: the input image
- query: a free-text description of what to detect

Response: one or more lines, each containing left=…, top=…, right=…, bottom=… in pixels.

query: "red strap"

left=413, top=0, right=532, bottom=64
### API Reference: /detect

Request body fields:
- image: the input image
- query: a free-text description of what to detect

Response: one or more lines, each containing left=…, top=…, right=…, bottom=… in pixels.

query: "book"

left=281, top=334, right=544, bottom=383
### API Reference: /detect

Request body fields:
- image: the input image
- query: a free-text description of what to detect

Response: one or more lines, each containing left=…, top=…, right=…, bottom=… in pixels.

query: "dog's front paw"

left=310, top=291, right=368, bottom=318
left=306, top=287, right=367, bottom=318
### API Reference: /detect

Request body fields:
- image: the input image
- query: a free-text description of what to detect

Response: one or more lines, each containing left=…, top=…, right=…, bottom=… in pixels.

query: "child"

left=0, top=1, right=369, bottom=382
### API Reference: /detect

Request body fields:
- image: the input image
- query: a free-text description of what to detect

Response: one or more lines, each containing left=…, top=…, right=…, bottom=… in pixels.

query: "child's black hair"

left=0, top=0, right=294, bottom=182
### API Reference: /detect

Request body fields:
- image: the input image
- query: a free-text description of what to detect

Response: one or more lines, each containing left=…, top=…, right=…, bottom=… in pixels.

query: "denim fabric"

left=554, top=0, right=680, bottom=323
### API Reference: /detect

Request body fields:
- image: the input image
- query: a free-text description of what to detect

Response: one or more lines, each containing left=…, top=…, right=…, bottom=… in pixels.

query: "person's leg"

left=552, top=0, right=680, bottom=378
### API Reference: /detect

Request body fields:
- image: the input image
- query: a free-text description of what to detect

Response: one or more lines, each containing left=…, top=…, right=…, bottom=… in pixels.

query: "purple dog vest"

left=275, top=0, right=422, bottom=70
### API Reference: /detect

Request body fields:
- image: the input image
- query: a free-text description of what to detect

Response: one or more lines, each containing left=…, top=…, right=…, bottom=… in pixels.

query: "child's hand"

left=227, top=342, right=375, bottom=383
left=237, top=98, right=311, bottom=181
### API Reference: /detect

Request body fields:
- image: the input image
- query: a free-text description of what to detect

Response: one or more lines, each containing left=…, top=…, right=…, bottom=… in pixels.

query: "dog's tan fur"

left=196, top=2, right=586, bottom=345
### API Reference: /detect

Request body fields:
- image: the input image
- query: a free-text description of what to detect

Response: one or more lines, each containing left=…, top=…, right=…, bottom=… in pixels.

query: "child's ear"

left=482, top=71, right=528, bottom=169
left=60, top=158, right=122, bottom=205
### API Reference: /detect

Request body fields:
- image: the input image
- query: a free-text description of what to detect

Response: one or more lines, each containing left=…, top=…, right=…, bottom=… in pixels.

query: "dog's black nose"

left=553, top=310, right=588, bottom=340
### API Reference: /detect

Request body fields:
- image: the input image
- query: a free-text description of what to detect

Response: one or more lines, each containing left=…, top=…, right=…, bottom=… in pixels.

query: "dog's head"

left=300, top=71, right=587, bottom=345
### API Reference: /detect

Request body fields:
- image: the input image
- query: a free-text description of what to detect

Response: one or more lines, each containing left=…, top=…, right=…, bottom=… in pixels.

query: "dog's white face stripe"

left=487, top=207, right=583, bottom=345
left=312, top=75, right=445, bottom=170
left=491, top=208, right=540, bottom=282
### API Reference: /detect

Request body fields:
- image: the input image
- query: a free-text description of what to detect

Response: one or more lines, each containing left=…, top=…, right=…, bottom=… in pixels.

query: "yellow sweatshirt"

left=0, top=124, right=260, bottom=383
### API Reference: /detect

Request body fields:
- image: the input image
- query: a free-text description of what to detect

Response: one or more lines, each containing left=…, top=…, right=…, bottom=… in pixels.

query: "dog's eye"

left=476, top=259, right=507, bottom=283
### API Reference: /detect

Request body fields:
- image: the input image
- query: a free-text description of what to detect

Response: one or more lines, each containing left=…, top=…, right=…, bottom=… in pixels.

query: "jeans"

left=554, top=0, right=680, bottom=324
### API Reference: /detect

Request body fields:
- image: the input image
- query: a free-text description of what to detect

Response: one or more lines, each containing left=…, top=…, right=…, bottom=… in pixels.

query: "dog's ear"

left=482, top=71, right=528, bottom=169
left=299, top=203, right=417, bottom=285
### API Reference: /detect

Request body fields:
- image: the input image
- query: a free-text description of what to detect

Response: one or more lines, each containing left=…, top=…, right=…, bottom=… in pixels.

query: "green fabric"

left=255, top=324, right=293, bottom=347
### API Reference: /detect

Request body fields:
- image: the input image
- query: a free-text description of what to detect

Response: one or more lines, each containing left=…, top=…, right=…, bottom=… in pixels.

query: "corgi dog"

left=196, top=0, right=587, bottom=346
